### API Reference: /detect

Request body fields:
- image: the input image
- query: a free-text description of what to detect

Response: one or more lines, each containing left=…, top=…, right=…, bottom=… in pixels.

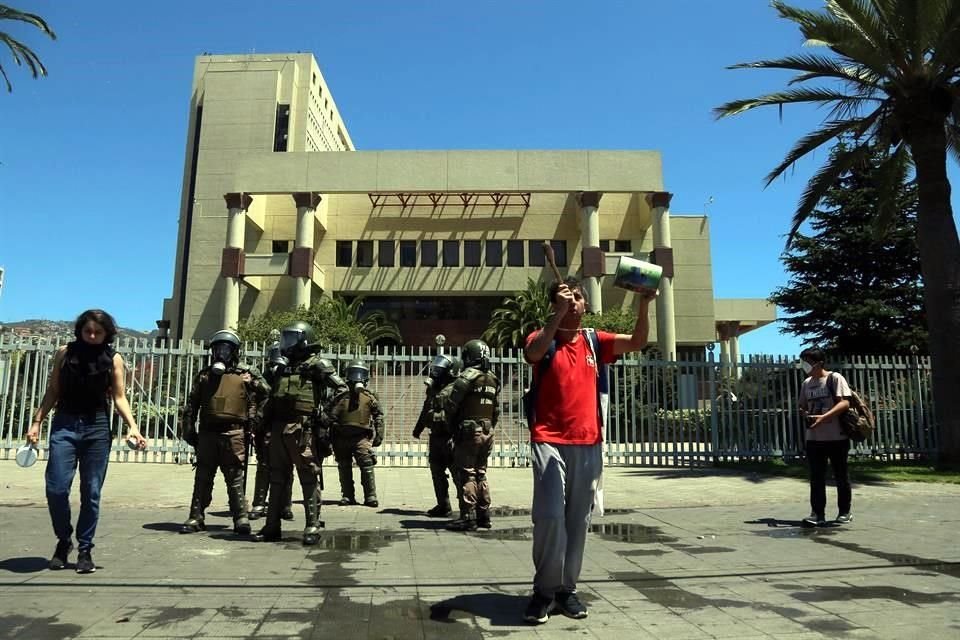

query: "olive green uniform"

left=413, top=385, right=460, bottom=515
left=259, top=355, right=345, bottom=544
left=249, top=361, right=293, bottom=521
left=331, top=388, right=384, bottom=506
left=181, top=364, right=270, bottom=533
left=441, top=367, right=501, bottom=526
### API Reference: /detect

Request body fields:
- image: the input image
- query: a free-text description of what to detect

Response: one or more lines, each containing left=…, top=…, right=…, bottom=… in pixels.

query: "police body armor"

left=339, top=390, right=375, bottom=431
left=200, top=370, right=248, bottom=426
left=272, top=371, right=315, bottom=421
left=457, top=368, right=499, bottom=429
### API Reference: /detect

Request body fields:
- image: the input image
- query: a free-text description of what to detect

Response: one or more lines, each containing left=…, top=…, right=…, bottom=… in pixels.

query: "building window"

left=464, top=240, right=482, bottom=267
left=336, top=241, right=352, bottom=267
left=272, top=240, right=291, bottom=254
left=614, top=239, right=632, bottom=253
left=421, top=240, right=438, bottom=267
left=399, top=240, right=416, bottom=267
left=443, top=240, right=460, bottom=267
left=312, top=72, right=316, bottom=85
left=485, top=240, right=503, bottom=267
left=356, top=240, right=374, bottom=267
left=528, top=241, right=546, bottom=267
left=599, top=239, right=611, bottom=252
left=378, top=240, right=395, bottom=267
left=507, top=240, right=524, bottom=267
left=549, top=240, right=568, bottom=266
left=273, top=104, right=290, bottom=152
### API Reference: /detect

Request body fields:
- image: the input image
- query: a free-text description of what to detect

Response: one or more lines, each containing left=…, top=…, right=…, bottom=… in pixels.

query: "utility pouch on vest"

left=204, top=373, right=248, bottom=424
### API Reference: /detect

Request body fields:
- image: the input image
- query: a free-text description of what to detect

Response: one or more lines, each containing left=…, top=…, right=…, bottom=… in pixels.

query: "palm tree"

left=483, top=278, right=551, bottom=349
left=1, top=4, right=56, bottom=92
left=322, top=296, right=402, bottom=345
left=715, top=0, right=960, bottom=465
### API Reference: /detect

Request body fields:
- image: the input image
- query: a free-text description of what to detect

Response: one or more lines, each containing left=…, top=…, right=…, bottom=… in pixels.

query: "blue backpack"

left=522, top=328, right=608, bottom=428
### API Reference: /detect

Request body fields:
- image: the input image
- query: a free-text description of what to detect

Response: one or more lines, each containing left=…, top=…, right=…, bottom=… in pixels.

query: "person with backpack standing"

left=522, top=276, right=655, bottom=625
left=797, top=347, right=854, bottom=527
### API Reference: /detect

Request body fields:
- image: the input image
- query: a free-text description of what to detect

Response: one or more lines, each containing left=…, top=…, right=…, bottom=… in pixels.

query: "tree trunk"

left=907, top=121, right=960, bottom=466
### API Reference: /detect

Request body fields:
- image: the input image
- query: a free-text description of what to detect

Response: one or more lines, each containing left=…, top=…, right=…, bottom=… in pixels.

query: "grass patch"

left=715, top=458, right=960, bottom=484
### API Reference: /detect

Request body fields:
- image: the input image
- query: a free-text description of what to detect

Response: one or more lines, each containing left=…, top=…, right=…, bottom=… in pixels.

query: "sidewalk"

left=1, top=461, right=959, bottom=639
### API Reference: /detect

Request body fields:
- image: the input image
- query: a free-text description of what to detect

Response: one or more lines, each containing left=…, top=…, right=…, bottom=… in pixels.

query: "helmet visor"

left=211, top=342, right=236, bottom=364
left=346, top=367, right=368, bottom=383
left=429, top=355, right=453, bottom=379
left=279, top=330, right=304, bottom=353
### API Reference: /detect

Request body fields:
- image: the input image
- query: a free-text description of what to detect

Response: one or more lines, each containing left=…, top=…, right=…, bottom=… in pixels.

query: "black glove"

left=372, top=427, right=384, bottom=448
left=412, top=425, right=423, bottom=439
left=184, top=428, right=198, bottom=448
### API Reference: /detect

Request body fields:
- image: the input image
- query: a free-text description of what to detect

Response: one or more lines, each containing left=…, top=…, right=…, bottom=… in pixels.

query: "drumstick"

left=543, top=241, right=563, bottom=283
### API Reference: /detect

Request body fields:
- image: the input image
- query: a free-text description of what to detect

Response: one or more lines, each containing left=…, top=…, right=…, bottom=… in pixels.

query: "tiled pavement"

left=1, top=461, right=958, bottom=639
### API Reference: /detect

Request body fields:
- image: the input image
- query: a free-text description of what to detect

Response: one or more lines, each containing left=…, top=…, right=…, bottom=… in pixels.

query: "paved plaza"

left=1, top=461, right=958, bottom=639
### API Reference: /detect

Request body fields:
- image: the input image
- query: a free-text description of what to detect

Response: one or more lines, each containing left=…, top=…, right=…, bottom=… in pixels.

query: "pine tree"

left=771, top=147, right=927, bottom=355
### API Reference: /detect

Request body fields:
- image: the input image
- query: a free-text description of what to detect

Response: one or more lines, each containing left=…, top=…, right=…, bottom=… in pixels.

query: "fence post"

left=708, top=347, right=718, bottom=463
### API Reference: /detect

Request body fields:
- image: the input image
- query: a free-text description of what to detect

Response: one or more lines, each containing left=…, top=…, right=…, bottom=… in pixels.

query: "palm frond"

left=714, top=88, right=870, bottom=119
left=764, top=114, right=880, bottom=186
left=786, top=144, right=871, bottom=247
left=0, top=6, right=56, bottom=38
left=870, top=142, right=911, bottom=236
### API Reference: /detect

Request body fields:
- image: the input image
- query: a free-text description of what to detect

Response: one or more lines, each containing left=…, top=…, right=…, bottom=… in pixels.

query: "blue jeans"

left=45, top=411, right=112, bottom=551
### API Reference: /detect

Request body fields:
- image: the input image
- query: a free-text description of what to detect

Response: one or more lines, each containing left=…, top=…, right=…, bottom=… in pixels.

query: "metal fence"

left=0, top=335, right=936, bottom=466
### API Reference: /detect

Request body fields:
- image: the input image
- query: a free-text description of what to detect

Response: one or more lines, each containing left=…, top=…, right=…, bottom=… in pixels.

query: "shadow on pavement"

left=429, top=592, right=529, bottom=627
left=378, top=508, right=429, bottom=517
left=397, top=518, right=451, bottom=530
left=141, top=522, right=230, bottom=533
left=0, top=556, right=49, bottom=573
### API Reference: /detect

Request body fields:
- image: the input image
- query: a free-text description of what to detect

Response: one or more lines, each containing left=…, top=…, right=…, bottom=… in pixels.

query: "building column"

left=717, top=321, right=740, bottom=378
left=577, top=191, right=603, bottom=314
left=292, top=192, right=321, bottom=310
left=647, top=192, right=676, bottom=359
left=222, top=193, right=252, bottom=331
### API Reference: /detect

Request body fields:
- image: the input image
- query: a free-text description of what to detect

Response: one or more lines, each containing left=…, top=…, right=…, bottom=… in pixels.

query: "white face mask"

left=212, top=361, right=226, bottom=375
left=800, top=361, right=813, bottom=375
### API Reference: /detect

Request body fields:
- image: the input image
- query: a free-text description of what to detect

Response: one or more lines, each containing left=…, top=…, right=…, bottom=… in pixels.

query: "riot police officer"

left=249, top=330, right=294, bottom=522
left=330, top=359, right=384, bottom=508
left=254, top=322, right=346, bottom=545
left=180, top=329, right=270, bottom=535
left=412, top=353, right=462, bottom=517
left=441, top=339, right=501, bottom=531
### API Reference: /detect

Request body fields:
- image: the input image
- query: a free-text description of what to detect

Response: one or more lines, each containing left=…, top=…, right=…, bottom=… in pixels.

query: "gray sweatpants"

left=531, top=441, right=603, bottom=596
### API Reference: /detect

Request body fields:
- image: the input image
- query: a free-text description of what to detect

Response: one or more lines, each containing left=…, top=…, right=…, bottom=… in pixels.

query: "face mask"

left=212, top=361, right=226, bottom=375
left=352, top=381, right=365, bottom=391
left=801, top=361, right=813, bottom=375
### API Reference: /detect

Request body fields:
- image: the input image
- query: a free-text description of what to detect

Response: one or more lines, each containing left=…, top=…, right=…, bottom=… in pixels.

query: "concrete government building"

left=160, top=53, right=773, bottom=358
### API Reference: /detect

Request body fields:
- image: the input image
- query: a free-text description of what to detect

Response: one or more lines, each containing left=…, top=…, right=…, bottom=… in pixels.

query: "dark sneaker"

left=836, top=513, right=854, bottom=524
left=426, top=504, right=452, bottom=518
left=364, top=499, right=379, bottom=508
left=49, top=540, right=73, bottom=570
left=802, top=512, right=826, bottom=527
left=338, top=497, right=358, bottom=507
left=248, top=505, right=266, bottom=520
left=555, top=591, right=588, bottom=619
left=253, top=526, right=282, bottom=543
left=476, top=516, right=492, bottom=530
left=523, top=591, right=554, bottom=624
left=75, top=551, right=96, bottom=574
left=281, top=507, right=295, bottom=520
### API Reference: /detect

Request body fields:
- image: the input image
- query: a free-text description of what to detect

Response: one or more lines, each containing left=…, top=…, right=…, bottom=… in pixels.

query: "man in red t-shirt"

left=522, top=276, right=655, bottom=625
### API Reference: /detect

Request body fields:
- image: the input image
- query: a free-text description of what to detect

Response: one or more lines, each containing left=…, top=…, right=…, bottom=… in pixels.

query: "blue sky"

left=1, top=0, right=957, bottom=355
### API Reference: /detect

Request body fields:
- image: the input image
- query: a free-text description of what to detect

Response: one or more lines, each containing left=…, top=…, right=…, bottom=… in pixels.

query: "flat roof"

left=231, top=150, right=665, bottom=194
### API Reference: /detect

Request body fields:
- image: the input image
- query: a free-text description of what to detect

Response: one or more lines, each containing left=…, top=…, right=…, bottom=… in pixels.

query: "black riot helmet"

left=279, top=321, right=313, bottom=358
left=344, top=359, right=370, bottom=386
left=429, top=354, right=462, bottom=383
left=462, top=339, right=491, bottom=371
left=209, top=329, right=241, bottom=369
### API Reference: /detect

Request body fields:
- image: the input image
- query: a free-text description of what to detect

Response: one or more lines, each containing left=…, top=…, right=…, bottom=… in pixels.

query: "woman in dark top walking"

left=26, top=309, right=147, bottom=573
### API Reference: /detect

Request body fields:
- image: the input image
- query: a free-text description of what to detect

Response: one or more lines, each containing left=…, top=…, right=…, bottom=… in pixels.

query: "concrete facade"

left=161, top=54, right=773, bottom=350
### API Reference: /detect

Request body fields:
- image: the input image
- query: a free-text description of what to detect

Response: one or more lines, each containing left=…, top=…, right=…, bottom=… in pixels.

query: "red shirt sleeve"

left=597, top=330, right=619, bottom=365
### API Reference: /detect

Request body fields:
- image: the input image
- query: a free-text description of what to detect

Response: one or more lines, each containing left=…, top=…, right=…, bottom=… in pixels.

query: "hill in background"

left=0, top=319, right=157, bottom=343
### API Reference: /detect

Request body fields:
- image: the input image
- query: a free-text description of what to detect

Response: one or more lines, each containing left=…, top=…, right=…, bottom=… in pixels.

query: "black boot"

left=281, top=477, right=295, bottom=520
left=180, top=464, right=215, bottom=533
left=338, top=463, right=357, bottom=505
left=225, top=467, right=251, bottom=535
left=446, top=516, right=478, bottom=532
left=360, top=465, right=378, bottom=508
left=301, top=482, right=324, bottom=546
left=429, top=463, right=451, bottom=516
left=248, top=463, right=270, bottom=520
left=253, top=479, right=285, bottom=542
